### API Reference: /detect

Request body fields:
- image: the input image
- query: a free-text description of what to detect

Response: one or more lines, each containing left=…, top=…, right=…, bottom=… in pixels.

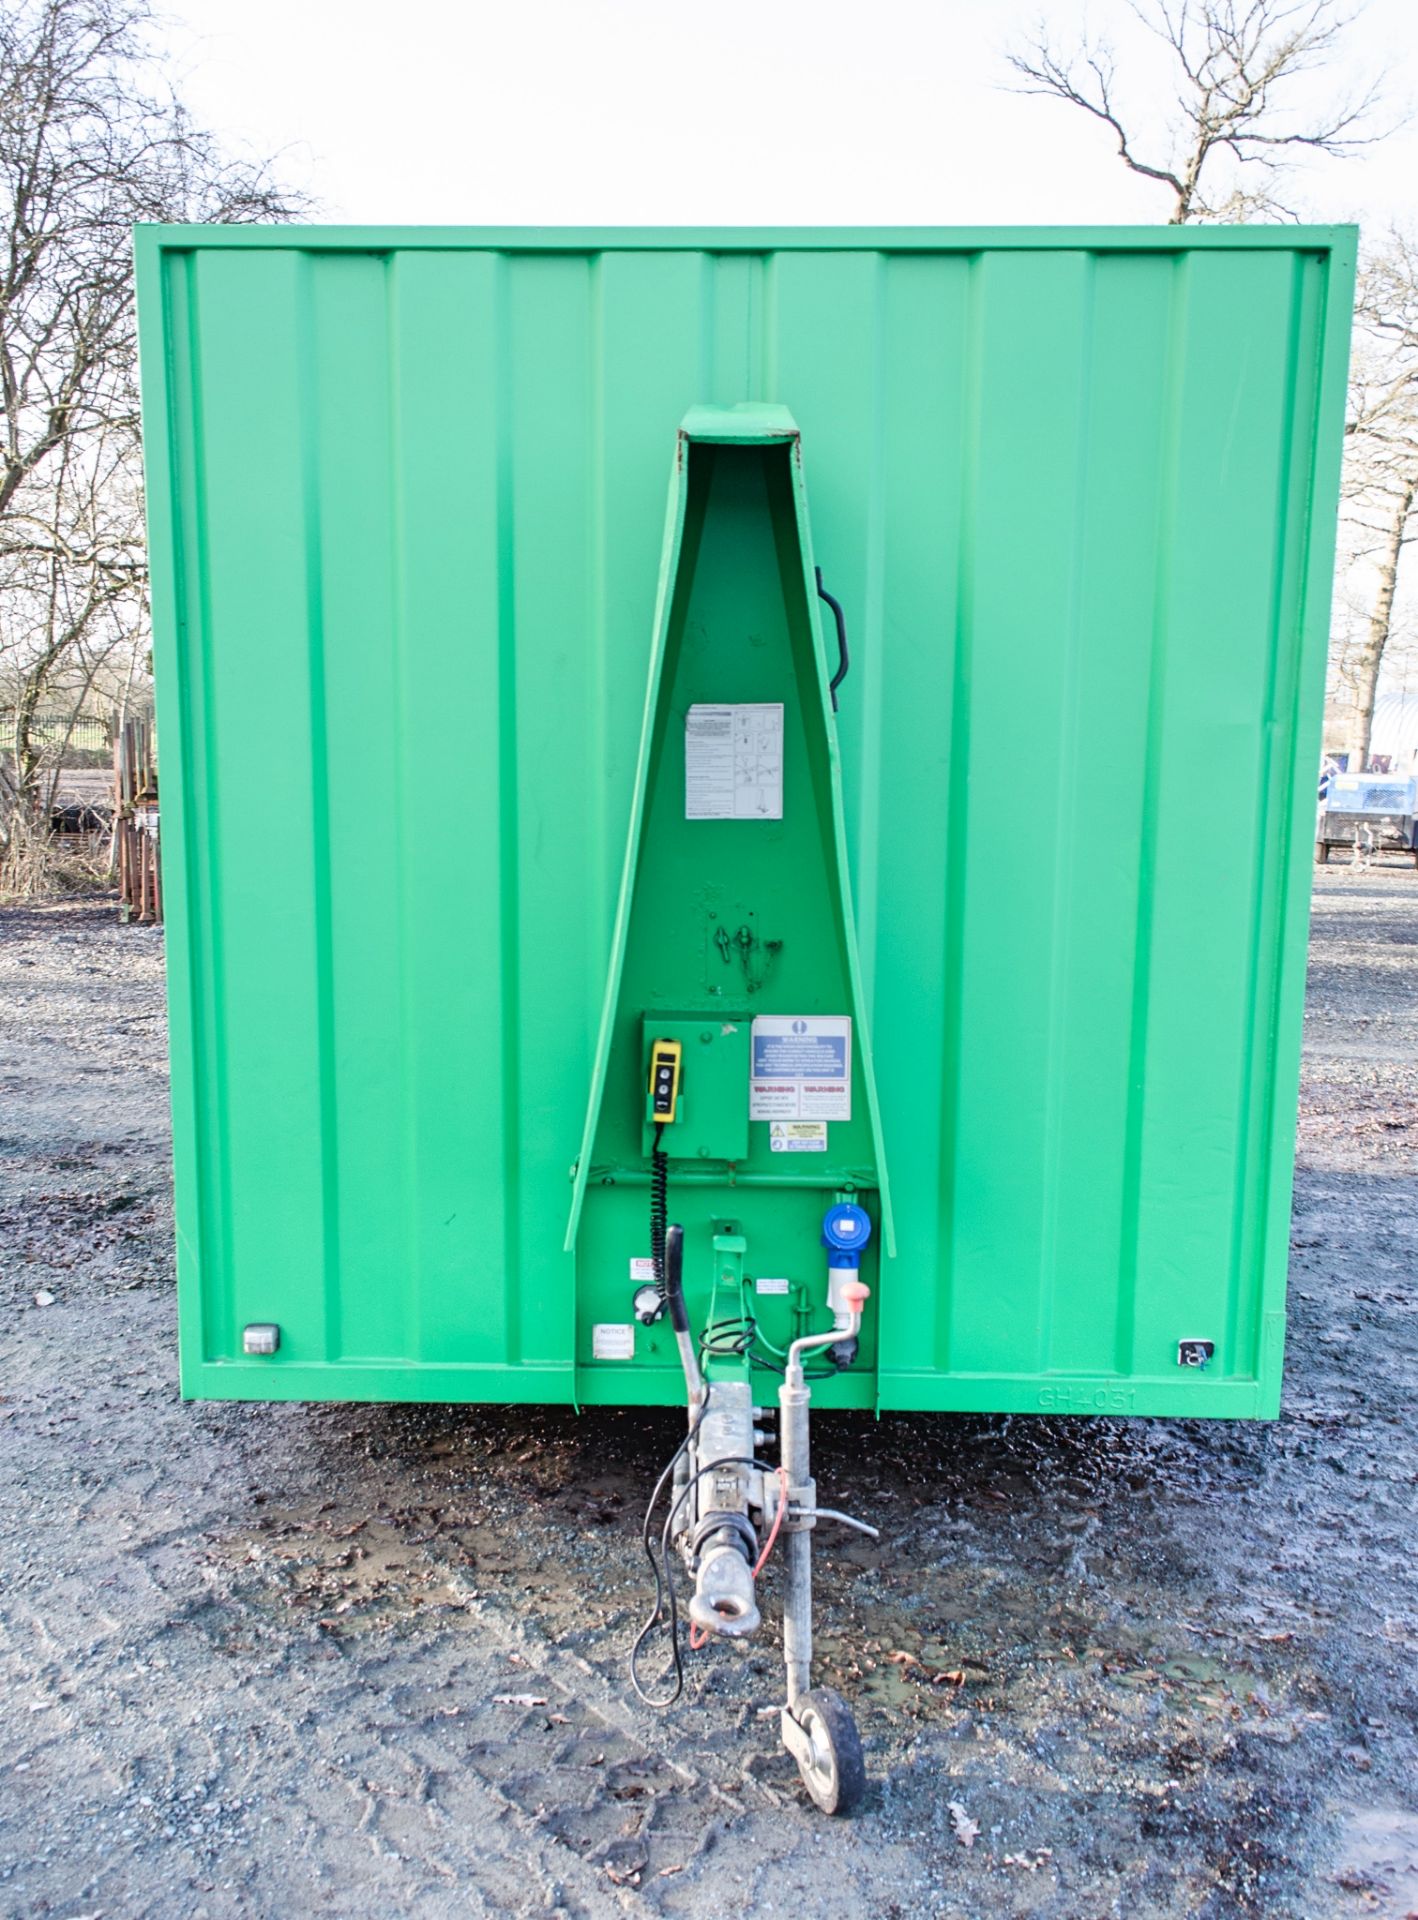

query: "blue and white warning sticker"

left=750, top=1015, right=851, bottom=1121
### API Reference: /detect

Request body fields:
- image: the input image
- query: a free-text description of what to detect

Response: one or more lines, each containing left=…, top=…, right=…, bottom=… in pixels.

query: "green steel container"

left=135, top=225, right=1354, bottom=1419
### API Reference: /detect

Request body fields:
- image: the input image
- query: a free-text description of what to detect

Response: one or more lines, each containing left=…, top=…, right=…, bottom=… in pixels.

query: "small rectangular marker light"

left=242, top=1322, right=280, bottom=1356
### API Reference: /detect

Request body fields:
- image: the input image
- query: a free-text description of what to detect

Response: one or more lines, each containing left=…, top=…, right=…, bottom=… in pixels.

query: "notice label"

left=629, top=1257, right=656, bottom=1282
left=756, top=1276, right=790, bottom=1296
left=750, top=1015, right=851, bottom=1121
left=592, top=1323, right=634, bottom=1361
left=685, top=704, right=784, bottom=820
left=770, top=1121, right=828, bottom=1153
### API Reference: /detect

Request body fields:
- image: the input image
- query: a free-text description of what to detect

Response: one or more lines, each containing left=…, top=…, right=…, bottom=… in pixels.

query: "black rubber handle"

left=664, top=1223, right=689, bottom=1334
left=815, top=566, right=850, bottom=711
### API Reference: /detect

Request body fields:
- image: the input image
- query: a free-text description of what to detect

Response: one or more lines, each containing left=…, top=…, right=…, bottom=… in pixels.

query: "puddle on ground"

left=1329, top=1807, right=1418, bottom=1917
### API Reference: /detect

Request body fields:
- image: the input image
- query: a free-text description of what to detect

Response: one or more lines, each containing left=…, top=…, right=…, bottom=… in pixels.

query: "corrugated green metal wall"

left=137, top=227, right=1354, bottom=1416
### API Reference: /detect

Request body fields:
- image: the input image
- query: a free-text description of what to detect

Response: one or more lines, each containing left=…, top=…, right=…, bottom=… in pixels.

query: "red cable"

left=752, top=1467, right=790, bottom=1578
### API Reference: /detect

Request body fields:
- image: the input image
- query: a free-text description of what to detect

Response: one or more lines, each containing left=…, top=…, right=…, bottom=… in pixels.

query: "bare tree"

left=1350, top=229, right=1418, bottom=417
left=1008, top=2, right=1411, bottom=768
left=1338, top=471, right=1418, bottom=765
left=1007, top=1, right=1382, bottom=223
left=1334, top=236, right=1418, bottom=766
left=0, top=422, right=142, bottom=817
left=0, top=0, right=306, bottom=889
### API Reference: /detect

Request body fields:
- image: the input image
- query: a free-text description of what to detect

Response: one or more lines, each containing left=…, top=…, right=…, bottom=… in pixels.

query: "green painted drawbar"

left=136, top=226, right=1354, bottom=1419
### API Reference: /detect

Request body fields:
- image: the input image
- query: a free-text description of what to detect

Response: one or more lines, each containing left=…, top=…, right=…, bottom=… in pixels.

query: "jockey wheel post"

left=777, top=1274, right=872, bottom=1815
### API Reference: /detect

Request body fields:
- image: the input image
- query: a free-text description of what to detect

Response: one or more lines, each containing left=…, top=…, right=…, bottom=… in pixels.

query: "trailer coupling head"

left=687, top=1512, right=761, bottom=1637
left=685, top=1375, right=761, bottom=1638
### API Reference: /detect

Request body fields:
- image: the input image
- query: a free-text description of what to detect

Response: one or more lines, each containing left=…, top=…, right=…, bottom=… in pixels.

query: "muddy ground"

left=1, top=866, right=1415, bottom=1920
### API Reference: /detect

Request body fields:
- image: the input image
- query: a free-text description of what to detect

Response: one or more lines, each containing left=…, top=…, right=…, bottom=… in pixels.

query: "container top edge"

left=132, top=222, right=1359, bottom=255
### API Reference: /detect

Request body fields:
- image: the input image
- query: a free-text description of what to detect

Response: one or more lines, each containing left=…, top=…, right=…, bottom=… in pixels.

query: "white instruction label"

left=629, top=1257, right=655, bottom=1282
left=756, top=1276, right=790, bottom=1296
left=770, top=1120, right=828, bottom=1153
left=592, top=1323, right=635, bottom=1360
left=750, top=1015, right=852, bottom=1121
left=685, top=704, right=784, bottom=820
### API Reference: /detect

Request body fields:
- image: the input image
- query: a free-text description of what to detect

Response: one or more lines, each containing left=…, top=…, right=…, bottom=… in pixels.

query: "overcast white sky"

left=163, top=0, right=1418, bottom=232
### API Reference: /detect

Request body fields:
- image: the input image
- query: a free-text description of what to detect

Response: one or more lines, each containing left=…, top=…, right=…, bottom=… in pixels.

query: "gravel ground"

left=1, top=865, right=1415, bottom=1920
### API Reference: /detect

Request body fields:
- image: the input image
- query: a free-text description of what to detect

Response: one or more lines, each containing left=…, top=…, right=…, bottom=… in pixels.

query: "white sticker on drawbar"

left=750, top=1015, right=851, bottom=1121
left=756, top=1276, right=790, bottom=1296
left=629, top=1257, right=655, bottom=1282
left=685, top=704, right=784, bottom=820
left=769, top=1121, right=828, bottom=1153
left=592, top=1323, right=634, bottom=1360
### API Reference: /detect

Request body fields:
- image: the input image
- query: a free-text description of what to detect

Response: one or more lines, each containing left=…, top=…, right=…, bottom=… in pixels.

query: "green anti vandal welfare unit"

left=137, top=225, right=1354, bottom=1809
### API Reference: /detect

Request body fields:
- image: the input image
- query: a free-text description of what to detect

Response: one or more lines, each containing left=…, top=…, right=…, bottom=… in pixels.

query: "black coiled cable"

left=650, top=1120, right=668, bottom=1308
